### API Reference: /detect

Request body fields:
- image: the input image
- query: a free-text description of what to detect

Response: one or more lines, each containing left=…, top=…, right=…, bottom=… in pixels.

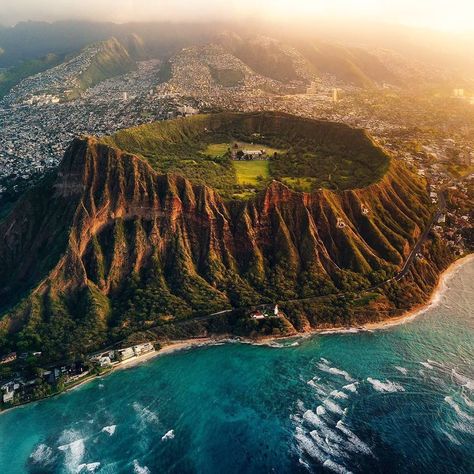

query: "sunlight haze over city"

left=2, top=0, right=474, bottom=32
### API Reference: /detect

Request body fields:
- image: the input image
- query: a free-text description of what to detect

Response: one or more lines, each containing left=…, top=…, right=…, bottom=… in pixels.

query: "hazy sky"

left=2, top=0, right=474, bottom=32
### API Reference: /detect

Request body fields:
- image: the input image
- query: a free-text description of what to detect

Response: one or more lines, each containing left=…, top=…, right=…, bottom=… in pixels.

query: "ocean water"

left=0, top=260, right=473, bottom=474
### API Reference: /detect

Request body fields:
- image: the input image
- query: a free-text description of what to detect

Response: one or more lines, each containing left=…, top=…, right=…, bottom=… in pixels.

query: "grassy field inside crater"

left=103, top=112, right=391, bottom=200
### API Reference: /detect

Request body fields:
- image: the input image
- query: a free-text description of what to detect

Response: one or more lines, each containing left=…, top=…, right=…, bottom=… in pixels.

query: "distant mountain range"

left=0, top=20, right=472, bottom=98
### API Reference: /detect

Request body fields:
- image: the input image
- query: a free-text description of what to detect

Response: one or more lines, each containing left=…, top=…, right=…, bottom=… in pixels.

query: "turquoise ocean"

left=0, top=258, right=473, bottom=473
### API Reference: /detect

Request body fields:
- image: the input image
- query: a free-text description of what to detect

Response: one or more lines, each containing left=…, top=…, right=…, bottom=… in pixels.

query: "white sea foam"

left=323, top=399, right=344, bottom=415
left=440, top=429, right=461, bottom=446
left=299, top=458, right=311, bottom=470
left=296, top=399, right=306, bottom=412
left=101, top=425, right=116, bottom=436
left=316, top=405, right=326, bottom=416
left=133, top=402, right=159, bottom=425
left=342, top=383, right=358, bottom=393
left=452, top=370, right=474, bottom=391
left=309, top=430, right=348, bottom=460
left=461, top=393, right=474, bottom=409
left=133, top=460, right=151, bottom=474
left=307, top=379, right=328, bottom=396
left=330, top=390, right=349, bottom=400
left=161, top=429, right=175, bottom=441
left=29, top=444, right=53, bottom=465
left=77, top=462, right=101, bottom=472
left=57, top=430, right=85, bottom=474
left=317, top=360, right=355, bottom=382
left=336, top=421, right=372, bottom=455
left=295, top=426, right=327, bottom=464
left=303, top=411, right=347, bottom=446
left=394, top=366, right=408, bottom=375
left=453, top=421, right=474, bottom=435
left=367, top=378, right=405, bottom=393
left=420, top=362, right=434, bottom=370
left=303, top=409, right=325, bottom=428
left=323, top=459, right=353, bottom=474
left=444, top=396, right=474, bottom=422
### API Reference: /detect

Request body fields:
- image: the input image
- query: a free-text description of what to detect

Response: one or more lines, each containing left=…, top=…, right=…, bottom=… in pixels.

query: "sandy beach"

left=95, top=253, right=474, bottom=362
left=1, top=253, right=472, bottom=416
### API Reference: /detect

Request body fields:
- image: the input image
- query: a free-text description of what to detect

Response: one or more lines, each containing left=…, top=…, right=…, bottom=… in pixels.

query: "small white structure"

left=116, top=347, right=135, bottom=361
left=337, top=218, right=346, bottom=229
left=250, top=310, right=265, bottom=320
left=98, top=356, right=112, bottom=367
left=133, top=342, right=154, bottom=356
left=362, top=205, right=369, bottom=215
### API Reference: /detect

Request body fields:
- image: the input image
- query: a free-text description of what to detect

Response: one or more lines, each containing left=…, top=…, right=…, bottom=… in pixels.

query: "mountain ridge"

left=0, top=113, right=451, bottom=360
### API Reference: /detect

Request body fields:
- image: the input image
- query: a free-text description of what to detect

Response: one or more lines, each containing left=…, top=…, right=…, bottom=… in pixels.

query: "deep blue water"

left=0, top=259, right=473, bottom=474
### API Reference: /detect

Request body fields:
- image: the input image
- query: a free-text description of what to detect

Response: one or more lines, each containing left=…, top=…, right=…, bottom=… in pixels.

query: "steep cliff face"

left=0, top=125, right=446, bottom=359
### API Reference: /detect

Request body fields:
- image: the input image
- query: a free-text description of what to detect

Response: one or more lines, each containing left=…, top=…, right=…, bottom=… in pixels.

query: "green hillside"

left=0, top=112, right=445, bottom=364
left=102, top=112, right=390, bottom=198
left=0, top=53, right=64, bottom=98
left=76, top=37, right=136, bottom=91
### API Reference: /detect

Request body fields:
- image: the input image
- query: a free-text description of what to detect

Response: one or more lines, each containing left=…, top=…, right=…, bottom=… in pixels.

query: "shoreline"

left=1, top=253, right=472, bottom=416
left=150, top=253, right=474, bottom=348
left=359, top=252, right=474, bottom=332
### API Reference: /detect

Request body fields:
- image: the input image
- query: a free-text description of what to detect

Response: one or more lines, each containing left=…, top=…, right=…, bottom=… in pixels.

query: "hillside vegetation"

left=103, top=112, right=390, bottom=198
left=0, top=53, right=64, bottom=98
left=76, top=37, right=136, bottom=92
left=0, top=112, right=448, bottom=363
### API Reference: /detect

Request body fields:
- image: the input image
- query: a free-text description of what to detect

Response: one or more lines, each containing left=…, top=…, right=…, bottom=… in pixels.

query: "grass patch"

left=103, top=112, right=391, bottom=199
left=202, top=142, right=284, bottom=158
left=209, top=67, right=244, bottom=87
left=234, top=161, right=270, bottom=185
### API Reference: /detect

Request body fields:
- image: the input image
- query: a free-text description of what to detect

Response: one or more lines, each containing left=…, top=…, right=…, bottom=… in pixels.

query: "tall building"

left=123, top=92, right=128, bottom=101
left=332, top=88, right=339, bottom=103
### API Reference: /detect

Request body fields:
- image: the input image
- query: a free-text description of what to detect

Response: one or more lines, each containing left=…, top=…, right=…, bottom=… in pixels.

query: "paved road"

left=169, top=189, right=448, bottom=326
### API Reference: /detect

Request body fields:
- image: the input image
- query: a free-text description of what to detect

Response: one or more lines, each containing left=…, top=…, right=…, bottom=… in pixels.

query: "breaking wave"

left=307, top=378, right=328, bottom=396
left=29, top=443, right=53, bottom=465
left=77, top=462, right=101, bottom=472
left=452, top=370, right=474, bottom=391
left=133, top=402, right=159, bottom=425
left=161, top=429, right=175, bottom=441
left=394, top=366, right=408, bottom=375
left=342, top=383, right=358, bottom=393
left=133, top=459, right=151, bottom=474
left=444, top=396, right=474, bottom=422
left=317, top=359, right=355, bottom=382
left=330, top=390, right=349, bottom=400
left=367, top=378, right=405, bottom=393
left=57, top=429, right=85, bottom=473
left=323, top=399, right=344, bottom=415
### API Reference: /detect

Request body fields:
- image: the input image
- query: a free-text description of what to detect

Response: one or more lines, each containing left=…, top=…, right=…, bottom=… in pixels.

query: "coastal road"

left=104, top=186, right=449, bottom=348
left=393, top=189, right=446, bottom=282
left=163, top=188, right=448, bottom=329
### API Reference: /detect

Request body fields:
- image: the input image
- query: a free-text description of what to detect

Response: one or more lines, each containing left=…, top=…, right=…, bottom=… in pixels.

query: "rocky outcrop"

left=0, top=119, right=448, bottom=359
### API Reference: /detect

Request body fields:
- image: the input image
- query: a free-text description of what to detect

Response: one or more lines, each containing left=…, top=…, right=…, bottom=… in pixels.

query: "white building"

left=133, top=343, right=154, bottom=356
left=117, top=347, right=135, bottom=361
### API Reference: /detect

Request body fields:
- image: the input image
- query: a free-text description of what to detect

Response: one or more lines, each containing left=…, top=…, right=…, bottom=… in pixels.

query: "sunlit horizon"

left=2, top=0, right=474, bottom=34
